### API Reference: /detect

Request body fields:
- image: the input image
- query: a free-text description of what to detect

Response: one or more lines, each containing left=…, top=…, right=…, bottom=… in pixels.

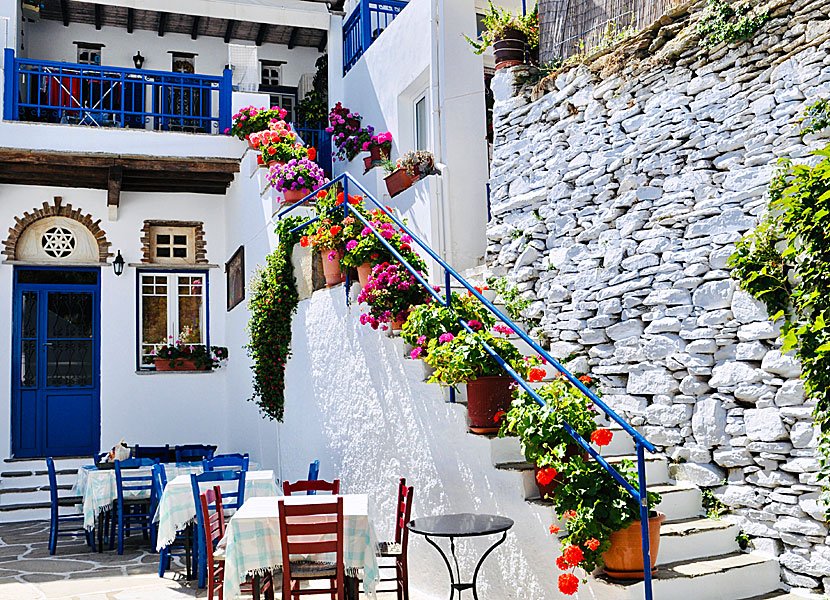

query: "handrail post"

left=445, top=268, right=455, bottom=403
left=3, top=48, right=16, bottom=121
left=218, top=68, right=232, bottom=135
left=343, top=178, right=350, bottom=306
left=637, top=442, right=654, bottom=600
left=360, top=0, right=372, bottom=55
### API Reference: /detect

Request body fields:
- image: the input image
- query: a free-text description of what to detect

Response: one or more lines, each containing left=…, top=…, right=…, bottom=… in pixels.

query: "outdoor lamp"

left=113, top=251, right=125, bottom=276
left=133, top=52, right=144, bottom=69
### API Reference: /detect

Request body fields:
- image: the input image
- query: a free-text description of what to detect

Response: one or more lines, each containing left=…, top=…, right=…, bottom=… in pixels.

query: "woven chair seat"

left=378, top=541, right=403, bottom=557
left=289, top=562, right=337, bottom=579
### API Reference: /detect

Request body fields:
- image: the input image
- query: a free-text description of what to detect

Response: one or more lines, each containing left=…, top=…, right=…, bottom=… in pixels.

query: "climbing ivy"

left=800, top=98, right=830, bottom=136
left=728, top=104, right=830, bottom=514
left=246, top=216, right=306, bottom=421
left=696, top=0, right=769, bottom=48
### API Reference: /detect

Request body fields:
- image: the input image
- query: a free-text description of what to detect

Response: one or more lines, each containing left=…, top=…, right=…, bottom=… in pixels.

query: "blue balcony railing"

left=343, top=0, right=408, bottom=74
left=3, top=49, right=232, bottom=134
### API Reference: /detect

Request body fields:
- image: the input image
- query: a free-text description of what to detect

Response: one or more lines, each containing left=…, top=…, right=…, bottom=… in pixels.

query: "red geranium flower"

left=578, top=374, right=593, bottom=384
left=555, top=556, right=570, bottom=571
left=256, top=154, right=264, bottom=165
left=558, top=573, right=579, bottom=596
left=528, top=367, right=546, bottom=382
left=591, top=428, right=613, bottom=447
left=535, top=467, right=558, bottom=486
left=493, top=410, right=506, bottom=423
left=563, top=510, right=577, bottom=521
left=563, top=544, right=584, bottom=566
left=307, top=146, right=317, bottom=160
left=329, top=226, right=342, bottom=236
left=300, top=236, right=310, bottom=248
left=335, top=192, right=345, bottom=206
left=349, top=195, right=363, bottom=205
left=316, top=189, right=328, bottom=200
left=549, top=525, right=560, bottom=535
left=585, top=538, right=600, bottom=551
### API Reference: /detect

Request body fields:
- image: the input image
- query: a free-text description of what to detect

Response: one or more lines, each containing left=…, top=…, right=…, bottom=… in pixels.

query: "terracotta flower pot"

left=391, top=309, right=411, bottom=331
left=356, top=263, right=373, bottom=288
left=602, top=512, right=666, bottom=580
left=494, top=28, right=527, bottom=71
left=364, top=156, right=374, bottom=172
left=282, top=188, right=310, bottom=206
left=247, top=138, right=257, bottom=149
left=466, top=376, right=513, bottom=434
left=154, top=358, right=208, bottom=371
left=321, top=248, right=345, bottom=287
left=384, top=168, right=412, bottom=198
left=370, top=145, right=388, bottom=163
left=268, top=160, right=286, bottom=169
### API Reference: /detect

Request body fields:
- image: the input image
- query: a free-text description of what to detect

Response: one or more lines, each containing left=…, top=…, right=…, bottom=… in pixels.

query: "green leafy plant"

left=401, top=293, right=496, bottom=354
left=296, top=55, right=328, bottom=126
left=400, top=150, right=436, bottom=178
left=246, top=216, right=305, bottom=421
left=229, top=106, right=288, bottom=140
left=800, top=98, right=830, bottom=136
left=340, top=208, right=424, bottom=271
left=702, top=488, right=728, bottom=520
left=696, top=0, right=769, bottom=48
left=489, top=276, right=536, bottom=325
left=153, top=341, right=228, bottom=370
left=357, top=262, right=430, bottom=329
left=736, top=530, right=750, bottom=551
left=465, top=0, right=539, bottom=54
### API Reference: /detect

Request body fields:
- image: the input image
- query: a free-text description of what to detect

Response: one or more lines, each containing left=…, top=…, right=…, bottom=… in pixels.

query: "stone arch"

left=3, top=196, right=112, bottom=263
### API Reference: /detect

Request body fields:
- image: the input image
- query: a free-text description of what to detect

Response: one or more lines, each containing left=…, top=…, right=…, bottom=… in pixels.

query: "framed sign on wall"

left=226, top=245, right=245, bottom=311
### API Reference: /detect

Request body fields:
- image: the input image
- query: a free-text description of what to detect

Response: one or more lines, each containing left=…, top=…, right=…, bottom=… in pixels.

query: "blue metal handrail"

left=279, top=172, right=657, bottom=600
left=3, top=49, right=232, bottom=134
left=343, top=0, right=409, bottom=75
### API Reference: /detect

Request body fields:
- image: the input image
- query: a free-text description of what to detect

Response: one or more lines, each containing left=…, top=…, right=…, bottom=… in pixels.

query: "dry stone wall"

left=487, top=0, right=830, bottom=591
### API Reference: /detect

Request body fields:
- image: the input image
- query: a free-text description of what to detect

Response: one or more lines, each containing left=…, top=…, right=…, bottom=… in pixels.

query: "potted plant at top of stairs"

left=268, top=156, right=328, bottom=206
left=152, top=335, right=229, bottom=372
left=357, top=260, right=429, bottom=331
left=230, top=105, right=288, bottom=147
left=424, top=324, right=545, bottom=434
left=364, top=132, right=393, bottom=172
left=250, top=120, right=309, bottom=169
left=499, top=375, right=601, bottom=499
left=465, top=1, right=540, bottom=70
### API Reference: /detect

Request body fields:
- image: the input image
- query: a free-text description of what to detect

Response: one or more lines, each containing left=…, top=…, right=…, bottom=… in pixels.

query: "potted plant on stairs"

left=268, top=157, right=329, bottom=206
left=357, top=261, right=429, bottom=330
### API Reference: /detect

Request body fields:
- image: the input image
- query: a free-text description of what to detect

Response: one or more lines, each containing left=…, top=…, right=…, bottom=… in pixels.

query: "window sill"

left=135, top=369, right=216, bottom=375
left=130, top=263, right=220, bottom=270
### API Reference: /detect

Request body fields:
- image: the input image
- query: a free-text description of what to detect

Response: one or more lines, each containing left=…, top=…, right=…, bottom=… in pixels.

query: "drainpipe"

left=430, top=0, right=452, bottom=269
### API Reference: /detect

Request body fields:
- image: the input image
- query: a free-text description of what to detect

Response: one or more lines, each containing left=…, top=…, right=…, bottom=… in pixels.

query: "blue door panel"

left=45, top=392, right=96, bottom=454
left=17, top=389, right=38, bottom=453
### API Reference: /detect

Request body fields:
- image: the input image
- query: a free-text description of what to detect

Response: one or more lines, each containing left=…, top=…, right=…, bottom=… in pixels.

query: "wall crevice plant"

left=696, top=0, right=769, bottom=48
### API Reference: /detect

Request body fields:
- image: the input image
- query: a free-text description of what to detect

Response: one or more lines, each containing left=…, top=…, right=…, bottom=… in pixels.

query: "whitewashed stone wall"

left=487, top=0, right=830, bottom=591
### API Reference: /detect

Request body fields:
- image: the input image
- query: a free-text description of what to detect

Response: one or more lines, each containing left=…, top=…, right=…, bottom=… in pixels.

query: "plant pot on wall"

left=602, top=512, right=666, bottom=579
left=282, top=188, right=310, bottom=206
left=466, top=375, right=513, bottom=434
left=493, top=27, right=527, bottom=71
left=154, top=358, right=209, bottom=372
left=384, top=169, right=412, bottom=198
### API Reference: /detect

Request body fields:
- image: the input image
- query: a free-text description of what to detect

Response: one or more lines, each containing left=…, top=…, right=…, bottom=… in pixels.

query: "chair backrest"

left=175, top=444, right=216, bottom=463
left=278, top=497, right=344, bottom=596
left=199, top=486, right=226, bottom=557
left=282, top=479, right=340, bottom=496
left=151, top=463, right=168, bottom=501
left=394, top=478, right=414, bottom=549
left=307, top=460, right=320, bottom=496
left=45, top=458, right=59, bottom=507
left=114, top=458, right=157, bottom=507
left=135, top=444, right=171, bottom=463
left=202, top=453, right=249, bottom=472
left=190, top=470, right=246, bottom=512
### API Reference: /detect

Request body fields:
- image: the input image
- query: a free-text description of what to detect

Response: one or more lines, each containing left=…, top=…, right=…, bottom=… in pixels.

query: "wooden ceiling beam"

left=60, top=0, right=70, bottom=26
left=94, top=4, right=103, bottom=30
left=287, top=27, right=299, bottom=49
left=318, top=35, right=327, bottom=53
left=158, top=12, right=168, bottom=37
left=107, top=165, right=123, bottom=221
left=255, top=23, right=268, bottom=46
left=0, top=149, right=240, bottom=173
left=191, top=15, right=200, bottom=40
left=224, top=19, right=235, bottom=43
left=127, top=8, right=134, bottom=33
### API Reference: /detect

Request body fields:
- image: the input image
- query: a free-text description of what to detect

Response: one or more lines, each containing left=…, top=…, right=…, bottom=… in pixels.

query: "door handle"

left=42, top=342, right=53, bottom=347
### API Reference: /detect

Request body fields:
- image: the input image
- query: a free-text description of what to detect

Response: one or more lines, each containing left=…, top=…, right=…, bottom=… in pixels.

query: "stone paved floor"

left=0, top=521, right=422, bottom=600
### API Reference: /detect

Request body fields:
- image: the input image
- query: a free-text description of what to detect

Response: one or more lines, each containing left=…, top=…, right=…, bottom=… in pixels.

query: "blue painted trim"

left=219, top=69, right=232, bottom=134
left=343, top=1, right=409, bottom=74
left=3, top=48, right=15, bottom=121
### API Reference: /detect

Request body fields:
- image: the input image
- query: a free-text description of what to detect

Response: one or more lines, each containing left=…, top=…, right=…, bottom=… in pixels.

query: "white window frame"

left=261, top=63, right=282, bottom=87
left=413, top=92, right=429, bottom=151
left=149, top=225, right=196, bottom=265
left=76, top=44, right=101, bottom=65
left=138, top=271, right=209, bottom=368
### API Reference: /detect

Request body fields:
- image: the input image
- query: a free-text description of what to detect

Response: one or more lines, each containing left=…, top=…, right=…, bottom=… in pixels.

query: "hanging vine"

left=246, top=217, right=306, bottom=421
left=728, top=102, right=830, bottom=513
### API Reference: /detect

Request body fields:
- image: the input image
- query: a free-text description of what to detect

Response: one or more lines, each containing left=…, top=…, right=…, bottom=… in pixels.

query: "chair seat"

left=289, top=561, right=337, bottom=579
left=378, top=541, right=402, bottom=557
left=57, top=496, right=83, bottom=507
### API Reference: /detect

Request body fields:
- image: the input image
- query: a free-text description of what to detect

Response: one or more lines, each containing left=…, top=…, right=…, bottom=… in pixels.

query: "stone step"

left=488, top=429, right=635, bottom=467
left=658, top=517, right=739, bottom=565
left=738, top=592, right=821, bottom=600
left=0, top=501, right=58, bottom=523
left=0, top=469, right=77, bottom=490
left=0, top=484, right=72, bottom=506
left=3, top=457, right=91, bottom=471
left=652, top=481, right=703, bottom=522
left=588, top=552, right=780, bottom=600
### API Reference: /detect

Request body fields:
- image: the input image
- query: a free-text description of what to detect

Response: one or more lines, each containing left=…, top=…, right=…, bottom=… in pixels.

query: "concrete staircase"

left=0, top=456, right=90, bottom=522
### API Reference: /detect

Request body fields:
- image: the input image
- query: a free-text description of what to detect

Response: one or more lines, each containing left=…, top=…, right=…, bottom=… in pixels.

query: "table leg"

left=253, top=574, right=261, bottom=600
left=422, top=535, right=455, bottom=600
left=470, top=532, right=507, bottom=600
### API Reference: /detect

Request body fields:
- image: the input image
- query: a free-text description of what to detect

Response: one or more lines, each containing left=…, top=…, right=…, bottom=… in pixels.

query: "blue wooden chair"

left=175, top=444, right=216, bottom=463
left=135, top=444, right=171, bottom=463
left=153, top=464, right=193, bottom=579
left=202, top=453, right=249, bottom=472
left=112, top=458, right=157, bottom=555
left=46, top=458, right=95, bottom=554
left=307, top=459, right=320, bottom=495
left=190, top=470, right=246, bottom=588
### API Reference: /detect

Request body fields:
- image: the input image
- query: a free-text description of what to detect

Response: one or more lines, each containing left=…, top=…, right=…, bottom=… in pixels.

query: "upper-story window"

left=149, top=225, right=197, bottom=264
left=414, top=94, right=428, bottom=151
left=261, top=62, right=282, bottom=87
left=171, top=53, right=196, bottom=74
left=75, top=43, right=102, bottom=65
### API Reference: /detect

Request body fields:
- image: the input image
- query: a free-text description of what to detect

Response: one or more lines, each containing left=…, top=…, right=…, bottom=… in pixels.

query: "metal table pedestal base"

left=422, top=532, right=507, bottom=599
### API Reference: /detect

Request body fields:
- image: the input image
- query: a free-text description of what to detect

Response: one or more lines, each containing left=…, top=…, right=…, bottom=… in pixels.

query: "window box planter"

left=466, top=375, right=513, bottom=434
left=493, top=28, right=527, bottom=71
left=153, top=358, right=210, bottom=372
left=384, top=168, right=413, bottom=198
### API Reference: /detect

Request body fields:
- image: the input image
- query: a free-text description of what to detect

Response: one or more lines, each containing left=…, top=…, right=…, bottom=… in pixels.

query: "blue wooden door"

left=12, top=268, right=101, bottom=458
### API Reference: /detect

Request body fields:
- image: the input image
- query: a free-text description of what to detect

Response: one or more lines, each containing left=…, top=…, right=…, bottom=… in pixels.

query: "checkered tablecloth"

left=220, top=495, right=379, bottom=600
left=72, top=463, right=204, bottom=531
left=155, top=470, right=279, bottom=550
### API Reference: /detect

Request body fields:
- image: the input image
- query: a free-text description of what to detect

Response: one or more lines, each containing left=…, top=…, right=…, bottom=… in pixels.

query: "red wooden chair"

left=278, top=497, right=345, bottom=600
left=199, top=487, right=274, bottom=600
left=282, top=479, right=340, bottom=496
left=376, top=479, right=414, bottom=600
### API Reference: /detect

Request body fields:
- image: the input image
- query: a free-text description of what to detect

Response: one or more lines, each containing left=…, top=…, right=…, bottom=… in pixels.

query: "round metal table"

left=407, top=513, right=514, bottom=599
